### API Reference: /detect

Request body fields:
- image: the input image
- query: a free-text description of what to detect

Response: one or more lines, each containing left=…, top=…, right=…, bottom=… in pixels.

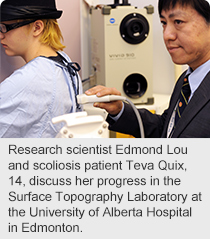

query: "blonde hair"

left=39, top=19, right=65, bottom=51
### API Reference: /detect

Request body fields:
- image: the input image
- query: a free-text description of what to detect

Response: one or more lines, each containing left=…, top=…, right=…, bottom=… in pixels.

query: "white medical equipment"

left=52, top=94, right=145, bottom=138
left=52, top=111, right=109, bottom=138
left=90, top=0, right=154, bottom=105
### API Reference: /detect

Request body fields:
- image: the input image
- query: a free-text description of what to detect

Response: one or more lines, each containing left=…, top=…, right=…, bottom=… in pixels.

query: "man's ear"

left=33, top=20, right=44, bottom=37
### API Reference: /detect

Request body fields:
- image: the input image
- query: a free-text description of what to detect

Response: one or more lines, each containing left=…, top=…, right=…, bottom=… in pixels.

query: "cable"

left=124, top=98, right=145, bottom=138
left=77, top=94, right=145, bottom=138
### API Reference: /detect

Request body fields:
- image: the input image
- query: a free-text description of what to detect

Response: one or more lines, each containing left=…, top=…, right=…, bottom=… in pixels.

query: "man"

left=0, top=0, right=82, bottom=138
left=86, top=0, right=210, bottom=138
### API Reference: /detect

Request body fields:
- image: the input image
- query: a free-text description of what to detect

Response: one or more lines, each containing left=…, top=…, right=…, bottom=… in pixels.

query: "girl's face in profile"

left=0, top=20, right=33, bottom=61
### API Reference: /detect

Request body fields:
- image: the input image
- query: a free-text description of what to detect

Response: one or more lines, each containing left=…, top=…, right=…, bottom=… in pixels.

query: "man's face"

left=160, top=4, right=210, bottom=70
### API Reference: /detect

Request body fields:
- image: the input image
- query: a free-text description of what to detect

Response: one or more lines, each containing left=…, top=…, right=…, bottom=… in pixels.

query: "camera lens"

left=120, top=13, right=149, bottom=44
left=123, top=73, right=148, bottom=99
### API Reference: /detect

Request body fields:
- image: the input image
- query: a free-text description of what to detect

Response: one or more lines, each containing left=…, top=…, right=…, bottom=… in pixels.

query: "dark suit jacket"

left=107, top=71, right=210, bottom=138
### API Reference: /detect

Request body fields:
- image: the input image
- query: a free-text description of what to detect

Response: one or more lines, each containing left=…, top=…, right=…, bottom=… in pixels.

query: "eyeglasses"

left=0, top=20, right=35, bottom=33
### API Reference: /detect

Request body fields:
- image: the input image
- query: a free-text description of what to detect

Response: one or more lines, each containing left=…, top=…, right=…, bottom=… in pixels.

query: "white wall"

left=56, top=0, right=81, bottom=68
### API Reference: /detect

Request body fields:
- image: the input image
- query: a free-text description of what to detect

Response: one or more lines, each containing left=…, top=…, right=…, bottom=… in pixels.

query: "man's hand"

left=85, top=85, right=123, bottom=116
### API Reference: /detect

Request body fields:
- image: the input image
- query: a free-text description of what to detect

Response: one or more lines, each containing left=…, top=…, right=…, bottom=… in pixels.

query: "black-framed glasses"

left=0, top=20, right=35, bottom=33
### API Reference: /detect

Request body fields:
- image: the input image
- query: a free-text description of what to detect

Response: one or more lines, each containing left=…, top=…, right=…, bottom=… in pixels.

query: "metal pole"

left=122, top=0, right=129, bottom=5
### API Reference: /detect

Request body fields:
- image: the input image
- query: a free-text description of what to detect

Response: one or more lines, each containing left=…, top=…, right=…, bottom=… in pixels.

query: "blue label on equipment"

left=110, top=18, right=115, bottom=24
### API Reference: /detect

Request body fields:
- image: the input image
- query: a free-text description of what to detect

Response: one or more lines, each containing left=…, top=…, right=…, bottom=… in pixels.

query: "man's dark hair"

left=158, top=0, right=210, bottom=23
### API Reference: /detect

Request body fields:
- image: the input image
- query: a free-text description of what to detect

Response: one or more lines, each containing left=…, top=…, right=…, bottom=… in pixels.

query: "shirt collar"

left=186, top=59, right=210, bottom=97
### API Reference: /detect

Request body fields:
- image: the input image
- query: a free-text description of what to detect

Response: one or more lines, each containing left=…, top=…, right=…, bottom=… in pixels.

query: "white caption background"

left=0, top=138, right=209, bottom=239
